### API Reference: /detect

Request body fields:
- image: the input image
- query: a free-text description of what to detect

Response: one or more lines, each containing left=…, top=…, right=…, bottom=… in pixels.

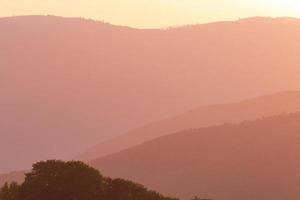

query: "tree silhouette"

left=17, top=160, right=105, bottom=200
left=0, top=160, right=178, bottom=200
left=191, top=196, right=212, bottom=200
left=0, top=182, right=20, bottom=200
left=105, top=178, right=176, bottom=200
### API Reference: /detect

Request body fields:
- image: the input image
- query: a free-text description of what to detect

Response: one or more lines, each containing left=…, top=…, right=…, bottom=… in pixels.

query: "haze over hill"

left=2, top=90, right=300, bottom=186
left=92, top=112, right=300, bottom=200
left=78, top=91, right=300, bottom=161
left=2, top=15, right=300, bottom=172
left=3, top=90, right=300, bottom=185
left=0, top=171, right=25, bottom=187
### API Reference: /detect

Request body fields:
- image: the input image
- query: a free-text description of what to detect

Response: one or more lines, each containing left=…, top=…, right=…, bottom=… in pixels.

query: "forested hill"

left=92, top=111, right=300, bottom=200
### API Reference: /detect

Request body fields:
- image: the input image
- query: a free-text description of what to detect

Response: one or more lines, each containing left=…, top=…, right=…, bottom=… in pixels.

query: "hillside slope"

left=2, top=16, right=300, bottom=172
left=92, top=112, right=300, bottom=200
left=4, top=91, right=300, bottom=186
left=0, top=171, right=26, bottom=186
left=79, top=91, right=300, bottom=161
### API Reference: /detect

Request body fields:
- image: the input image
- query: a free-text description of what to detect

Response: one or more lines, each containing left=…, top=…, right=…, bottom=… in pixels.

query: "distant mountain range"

left=2, top=15, right=300, bottom=172
left=2, top=91, right=300, bottom=199
left=92, top=111, right=300, bottom=200
left=78, top=91, right=300, bottom=161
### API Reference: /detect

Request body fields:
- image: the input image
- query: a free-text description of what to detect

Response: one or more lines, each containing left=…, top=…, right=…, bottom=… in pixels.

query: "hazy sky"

left=2, top=0, right=300, bottom=28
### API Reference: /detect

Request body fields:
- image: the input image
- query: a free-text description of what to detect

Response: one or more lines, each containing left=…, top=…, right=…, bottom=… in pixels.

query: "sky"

left=1, top=0, right=300, bottom=28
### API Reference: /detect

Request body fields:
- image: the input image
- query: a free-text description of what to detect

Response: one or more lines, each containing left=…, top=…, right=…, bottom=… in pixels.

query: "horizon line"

left=1, top=14, right=300, bottom=30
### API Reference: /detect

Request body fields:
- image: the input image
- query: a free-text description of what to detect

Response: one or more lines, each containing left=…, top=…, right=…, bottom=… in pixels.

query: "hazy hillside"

left=2, top=16, right=300, bottom=172
left=0, top=171, right=25, bottom=186
left=4, top=91, right=300, bottom=186
left=92, top=112, right=300, bottom=200
left=79, top=91, right=300, bottom=161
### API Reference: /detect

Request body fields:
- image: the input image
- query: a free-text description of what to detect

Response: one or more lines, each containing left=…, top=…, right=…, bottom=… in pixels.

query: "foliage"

left=105, top=178, right=176, bottom=200
left=0, top=182, right=20, bottom=200
left=17, top=160, right=105, bottom=200
left=0, top=160, right=178, bottom=200
left=191, top=196, right=212, bottom=200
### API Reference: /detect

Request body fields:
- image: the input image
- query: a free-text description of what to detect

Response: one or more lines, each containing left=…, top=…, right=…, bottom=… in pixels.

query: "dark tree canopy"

left=0, top=160, right=178, bottom=200
left=0, top=182, right=20, bottom=200
left=105, top=178, right=175, bottom=200
left=18, top=160, right=105, bottom=200
left=191, top=197, right=212, bottom=200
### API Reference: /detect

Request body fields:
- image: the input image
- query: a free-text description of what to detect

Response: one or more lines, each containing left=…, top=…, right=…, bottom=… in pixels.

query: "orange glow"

left=1, top=0, right=300, bottom=28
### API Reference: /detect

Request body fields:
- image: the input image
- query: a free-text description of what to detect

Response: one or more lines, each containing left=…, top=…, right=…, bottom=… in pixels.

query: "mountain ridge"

left=2, top=15, right=300, bottom=30
left=91, top=111, right=300, bottom=200
left=2, top=15, right=300, bottom=172
left=78, top=90, right=300, bottom=161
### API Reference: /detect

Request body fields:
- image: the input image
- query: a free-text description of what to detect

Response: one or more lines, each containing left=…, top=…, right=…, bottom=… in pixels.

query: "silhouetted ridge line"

left=91, top=111, right=300, bottom=200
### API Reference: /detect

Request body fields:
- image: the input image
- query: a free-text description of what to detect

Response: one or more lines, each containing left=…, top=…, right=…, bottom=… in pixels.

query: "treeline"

left=0, top=160, right=178, bottom=200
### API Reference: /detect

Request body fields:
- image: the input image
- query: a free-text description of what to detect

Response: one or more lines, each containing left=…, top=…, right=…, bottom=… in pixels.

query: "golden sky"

left=2, top=0, right=300, bottom=28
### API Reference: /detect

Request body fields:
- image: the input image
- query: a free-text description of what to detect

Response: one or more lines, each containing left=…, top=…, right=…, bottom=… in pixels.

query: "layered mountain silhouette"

left=92, top=112, right=300, bottom=200
left=3, top=91, right=300, bottom=188
left=2, top=15, right=300, bottom=172
left=78, top=91, right=300, bottom=161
